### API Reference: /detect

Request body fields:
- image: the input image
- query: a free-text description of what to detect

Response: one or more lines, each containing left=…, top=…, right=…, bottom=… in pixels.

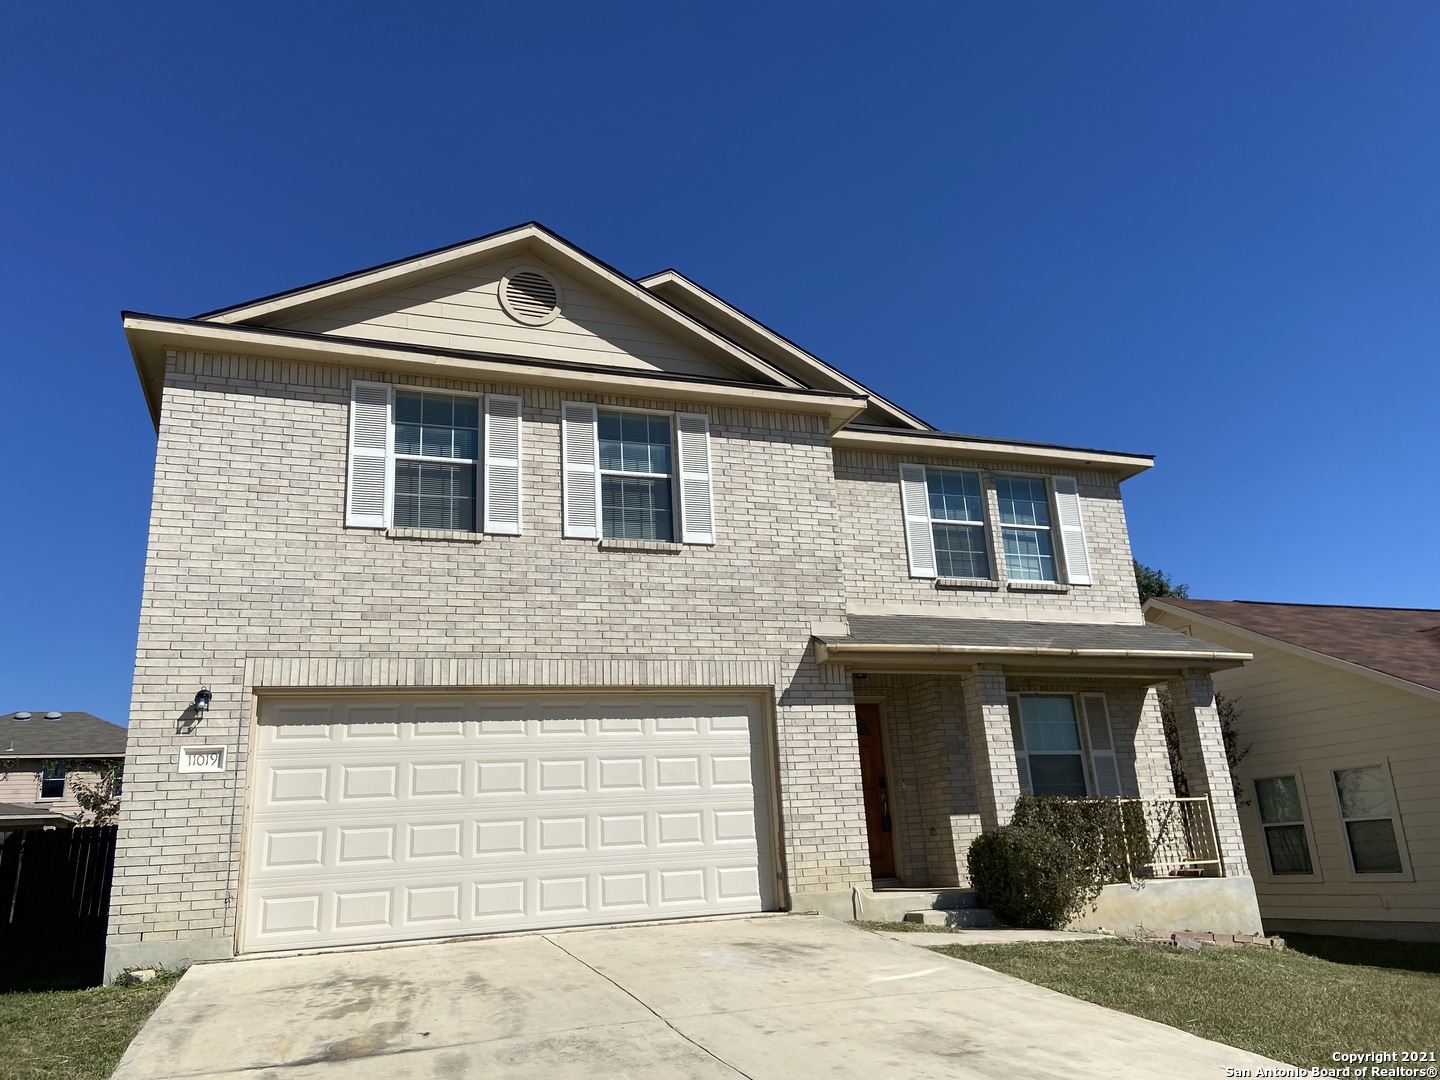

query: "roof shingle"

left=2, top=712, right=127, bottom=758
left=1149, top=599, right=1440, bottom=694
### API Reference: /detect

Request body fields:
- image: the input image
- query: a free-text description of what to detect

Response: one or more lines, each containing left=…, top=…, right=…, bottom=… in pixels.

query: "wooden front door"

left=855, top=703, right=896, bottom=879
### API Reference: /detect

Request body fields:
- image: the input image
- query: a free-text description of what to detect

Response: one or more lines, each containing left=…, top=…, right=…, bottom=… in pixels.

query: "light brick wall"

left=110, top=349, right=868, bottom=953
left=834, top=449, right=1143, bottom=621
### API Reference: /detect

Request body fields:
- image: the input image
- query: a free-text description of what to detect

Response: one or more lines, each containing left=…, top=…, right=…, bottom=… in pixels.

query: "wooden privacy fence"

left=0, top=825, right=117, bottom=935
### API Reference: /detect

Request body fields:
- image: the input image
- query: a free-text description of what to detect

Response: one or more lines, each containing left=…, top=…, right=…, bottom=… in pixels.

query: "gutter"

left=814, top=641, right=1252, bottom=665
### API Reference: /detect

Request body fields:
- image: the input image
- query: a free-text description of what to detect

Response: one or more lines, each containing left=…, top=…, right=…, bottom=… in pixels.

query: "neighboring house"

left=1146, top=599, right=1440, bottom=942
left=107, top=222, right=1258, bottom=980
left=0, top=711, right=128, bottom=826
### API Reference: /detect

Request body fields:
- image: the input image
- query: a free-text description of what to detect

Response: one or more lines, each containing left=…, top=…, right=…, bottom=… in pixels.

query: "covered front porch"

left=815, top=615, right=1262, bottom=934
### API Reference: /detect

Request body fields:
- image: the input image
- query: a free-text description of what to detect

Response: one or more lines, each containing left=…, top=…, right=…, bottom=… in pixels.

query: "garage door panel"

left=243, top=693, right=775, bottom=953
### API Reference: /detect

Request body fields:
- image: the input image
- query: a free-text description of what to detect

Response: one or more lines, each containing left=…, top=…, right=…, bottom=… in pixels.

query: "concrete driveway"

left=113, top=914, right=1286, bottom=1079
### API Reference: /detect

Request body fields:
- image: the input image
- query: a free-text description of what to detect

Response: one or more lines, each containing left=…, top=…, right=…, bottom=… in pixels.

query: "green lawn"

left=916, top=931, right=1440, bottom=1068
left=0, top=932, right=180, bottom=1080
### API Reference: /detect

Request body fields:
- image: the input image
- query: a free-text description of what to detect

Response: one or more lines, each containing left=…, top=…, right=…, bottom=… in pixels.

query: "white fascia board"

left=199, top=225, right=805, bottom=392
left=639, top=270, right=932, bottom=432
left=1144, top=599, right=1440, bottom=706
left=124, top=315, right=868, bottom=433
left=814, top=641, right=1250, bottom=665
left=831, top=428, right=1154, bottom=480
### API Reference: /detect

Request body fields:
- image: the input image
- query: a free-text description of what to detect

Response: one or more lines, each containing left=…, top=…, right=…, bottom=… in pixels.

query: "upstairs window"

left=598, top=411, right=675, bottom=541
left=393, top=391, right=479, bottom=532
left=996, top=475, right=1057, bottom=582
left=925, top=469, right=989, bottom=580
left=40, top=762, right=66, bottom=800
left=1334, top=766, right=1405, bottom=874
left=1254, top=775, right=1315, bottom=875
left=346, top=382, right=523, bottom=535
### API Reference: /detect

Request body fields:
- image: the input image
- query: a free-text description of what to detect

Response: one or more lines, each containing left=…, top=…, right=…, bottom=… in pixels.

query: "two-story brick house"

left=108, top=223, right=1259, bottom=979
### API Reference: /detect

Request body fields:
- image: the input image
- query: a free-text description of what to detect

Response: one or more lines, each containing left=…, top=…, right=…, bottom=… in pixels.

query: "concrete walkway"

left=113, top=913, right=1288, bottom=1079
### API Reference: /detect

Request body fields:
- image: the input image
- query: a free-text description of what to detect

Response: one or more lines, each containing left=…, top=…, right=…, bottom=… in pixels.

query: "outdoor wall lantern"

left=193, top=688, right=212, bottom=715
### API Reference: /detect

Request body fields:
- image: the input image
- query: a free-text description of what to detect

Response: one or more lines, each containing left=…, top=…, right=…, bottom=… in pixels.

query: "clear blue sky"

left=3, top=2, right=1438, bottom=725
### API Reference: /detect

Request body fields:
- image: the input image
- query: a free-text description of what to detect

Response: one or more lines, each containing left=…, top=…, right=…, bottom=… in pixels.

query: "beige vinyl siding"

left=1149, top=613, right=1440, bottom=928
left=834, top=448, right=1143, bottom=622
left=272, top=258, right=746, bottom=381
left=0, top=762, right=109, bottom=819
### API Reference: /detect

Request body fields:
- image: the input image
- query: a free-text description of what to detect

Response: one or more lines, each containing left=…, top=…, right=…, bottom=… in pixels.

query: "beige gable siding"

left=268, top=257, right=748, bottom=381
left=1150, top=614, right=1440, bottom=929
left=835, top=448, right=1142, bottom=622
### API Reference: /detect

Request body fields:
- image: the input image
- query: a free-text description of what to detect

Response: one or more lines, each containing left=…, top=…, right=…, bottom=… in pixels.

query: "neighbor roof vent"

left=13, top=712, right=31, bottom=720
left=499, top=266, right=562, bottom=326
left=44, top=711, right=62, bottom=720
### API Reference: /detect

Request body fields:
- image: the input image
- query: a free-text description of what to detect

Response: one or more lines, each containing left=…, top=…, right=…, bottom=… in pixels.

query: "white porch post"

left=962, top=664, right=1021, bottom=832
left=1166, top=670, right=1251, bottom=877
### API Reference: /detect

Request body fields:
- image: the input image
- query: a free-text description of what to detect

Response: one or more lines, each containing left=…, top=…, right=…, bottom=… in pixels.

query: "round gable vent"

left=499, top=266, right=562, bottom=326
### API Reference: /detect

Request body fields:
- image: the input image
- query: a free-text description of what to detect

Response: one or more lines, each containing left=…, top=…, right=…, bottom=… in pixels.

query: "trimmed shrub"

left=966, top=824, right=1100, bottom=930
left=1010, top=794, right=1147, bottom=884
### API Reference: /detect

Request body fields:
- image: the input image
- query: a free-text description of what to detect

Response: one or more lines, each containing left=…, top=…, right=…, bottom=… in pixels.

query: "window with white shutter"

left=1008, top=696, right=1032, bottom=796
left=348, top=380, right=520, bottom=535
left=562, top=401, right=601, bottom=539
left=1052, top=476, right=1093, bottom=585
left=483, top=395, right=522, bottom=535
left=898, top=463, right=938, bottom=578
left=1080, top=694, right=1123, bottom=797
left=676, top=412, right=715, bottom=545
left=346, top=381, right=392, bottom=528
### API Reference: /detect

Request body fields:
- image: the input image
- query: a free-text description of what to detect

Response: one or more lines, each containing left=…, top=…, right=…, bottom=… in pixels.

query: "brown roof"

left=1150, top=599, right=1440, bottom=694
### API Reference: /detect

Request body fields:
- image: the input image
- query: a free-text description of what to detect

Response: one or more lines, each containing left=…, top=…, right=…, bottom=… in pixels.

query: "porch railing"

left=1115, top=796, right=1222, bottom=880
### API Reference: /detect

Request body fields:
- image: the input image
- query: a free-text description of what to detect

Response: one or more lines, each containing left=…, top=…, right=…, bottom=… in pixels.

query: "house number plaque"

left=178, top=745, right=227, bottom=773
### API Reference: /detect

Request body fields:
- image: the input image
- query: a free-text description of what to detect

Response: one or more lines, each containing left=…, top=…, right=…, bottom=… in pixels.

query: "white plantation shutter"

left=562, top=401, right=600, bottom=539
left=1081, top=694, right=1123, bottom=797
left=1052, top=476, right=1093, bottom=585
left=1008, top=696, right=1032, bottom=795
left=483, top=395, right=523, bottom=535
left=346, top=381, right=392, bottom=528
left=676, top=412, right=716, bottom=545
left=899, top=464, right=937, bottom=578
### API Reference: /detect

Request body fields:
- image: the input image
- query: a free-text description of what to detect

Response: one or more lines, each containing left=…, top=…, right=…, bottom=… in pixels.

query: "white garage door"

left=241, top=693, right=776, bottom=953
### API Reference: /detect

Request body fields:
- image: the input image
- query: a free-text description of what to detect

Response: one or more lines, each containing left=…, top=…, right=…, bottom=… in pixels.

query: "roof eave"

left=815, top=639, right=1250, bottom=676
left=638, top=269, right=934, bottom=432
left=1145, top=598, right=1440, bottom=705
left=832, top=428, right=1154, bottom=480
left=124, top=315, right=870, bottom=433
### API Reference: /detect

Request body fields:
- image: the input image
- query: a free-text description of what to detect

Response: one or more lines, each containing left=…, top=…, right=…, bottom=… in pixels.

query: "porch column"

left=961, top=665, right=1021, bottom=831
left=1166, top=670, right=1251, bottom=877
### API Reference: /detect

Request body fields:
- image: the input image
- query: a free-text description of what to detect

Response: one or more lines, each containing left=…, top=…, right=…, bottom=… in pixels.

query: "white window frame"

left=1330, top=759, right=1412, bottom=880
left=597, top=406, right=679, bottom=542
left=1251, top=772, right=1322, bottom=880
left=995, top=474, right=1059, bottom=583
left=924, top=467, right=993, bottom=582
left=391, top=387, right=484, bottom=534
left=1009, top=693, right=1091, bottom=798
left=38, top=761, right=66, bottom=801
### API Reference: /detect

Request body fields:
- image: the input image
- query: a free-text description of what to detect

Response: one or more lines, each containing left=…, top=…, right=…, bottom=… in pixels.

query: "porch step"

left=856, top=888, right=985, bottom=922
left=903, top=908, right=1001, bottom=929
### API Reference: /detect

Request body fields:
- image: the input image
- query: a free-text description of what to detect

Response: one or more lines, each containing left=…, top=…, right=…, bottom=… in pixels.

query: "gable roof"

left=3, top=711, right=128, bottom=758
left=636, top=269, right=931, bottom=431
left=193, top=223, right=803, bottom=391
left=1145, top=598, right=1440, bottom=697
